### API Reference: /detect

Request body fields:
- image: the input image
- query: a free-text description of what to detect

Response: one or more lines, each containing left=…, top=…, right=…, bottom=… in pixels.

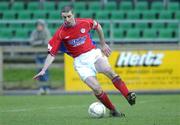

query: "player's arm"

left=33, top=54, right=55, bottom=79
left=33, top=28, right=62, bottom=79
left=93, top=20, right=111, bottom=57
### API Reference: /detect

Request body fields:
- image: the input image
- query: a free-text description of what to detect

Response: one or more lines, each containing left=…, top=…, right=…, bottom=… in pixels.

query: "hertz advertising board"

left=65, top=50, right=180, bottom=91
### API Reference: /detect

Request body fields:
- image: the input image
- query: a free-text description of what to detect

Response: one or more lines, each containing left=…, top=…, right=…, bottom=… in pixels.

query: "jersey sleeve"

left=86, top=18, right=98, bottom=30
left=48, top=28, right=62, bottom=56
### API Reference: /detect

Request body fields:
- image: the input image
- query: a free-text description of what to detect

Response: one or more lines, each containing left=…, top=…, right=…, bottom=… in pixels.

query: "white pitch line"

left=138, top=100, right=149, bottom=104
left=1, top=101, right=153, bottom=113
left=0, top=105, right=87, bottom=113
left=138, top=100, right=160, bottom=104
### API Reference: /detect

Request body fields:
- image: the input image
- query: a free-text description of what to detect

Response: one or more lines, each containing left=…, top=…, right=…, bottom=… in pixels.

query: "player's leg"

left=74, top=49, right=125, bottom=117
left=95, top=57, right=136, bottom=105
left=84, top=76, right=125, bottom=117
left=84, top=76, right=114, bottom=110
left=73, top=61, right=116, bottom=113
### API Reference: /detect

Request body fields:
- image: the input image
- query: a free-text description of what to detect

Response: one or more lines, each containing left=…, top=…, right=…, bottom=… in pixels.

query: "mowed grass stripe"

left=0, top=94, right=179, bottom=125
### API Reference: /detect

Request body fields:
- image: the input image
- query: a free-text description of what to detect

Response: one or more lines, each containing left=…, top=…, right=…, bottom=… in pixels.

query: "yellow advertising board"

left=65, top=50, right=180, bottom=91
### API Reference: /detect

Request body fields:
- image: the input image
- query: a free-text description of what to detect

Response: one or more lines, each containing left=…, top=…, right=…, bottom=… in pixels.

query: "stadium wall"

left=65, top=44, right=180, bottom=93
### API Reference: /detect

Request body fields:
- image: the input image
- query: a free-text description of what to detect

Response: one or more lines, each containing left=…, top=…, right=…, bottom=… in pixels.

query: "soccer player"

left=33, top=5, right=136, bottom=117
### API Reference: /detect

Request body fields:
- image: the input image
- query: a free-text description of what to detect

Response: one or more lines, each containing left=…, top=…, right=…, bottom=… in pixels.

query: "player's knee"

left=102, top=67, right=112, bottom=73
left=92, top=86, right=102, bottom=95
left=103, top=67, right=117, bottom=79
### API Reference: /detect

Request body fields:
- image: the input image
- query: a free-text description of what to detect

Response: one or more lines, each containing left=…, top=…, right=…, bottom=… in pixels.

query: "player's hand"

left=101, top=44, right=111, bottom=57
left=33, top=70, right=45, bottom=80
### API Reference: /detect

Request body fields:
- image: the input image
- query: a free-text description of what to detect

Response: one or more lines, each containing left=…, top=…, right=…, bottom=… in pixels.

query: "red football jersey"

left=48, top=18, right=97, bottom=58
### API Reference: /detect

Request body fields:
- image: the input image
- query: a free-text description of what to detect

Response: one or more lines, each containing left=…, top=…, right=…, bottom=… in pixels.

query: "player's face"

left=61, top=11, right=75, bottom=27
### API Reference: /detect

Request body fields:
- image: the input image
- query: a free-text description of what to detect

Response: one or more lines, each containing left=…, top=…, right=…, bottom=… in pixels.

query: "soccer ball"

left=88, top=102, right=106, bottom=118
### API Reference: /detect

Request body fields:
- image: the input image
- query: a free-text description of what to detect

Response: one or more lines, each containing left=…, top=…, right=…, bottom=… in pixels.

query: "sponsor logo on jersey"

left=80, top=28, right=85, bottom=33
left=116, top=51, right=164, bottom=67
left=68, top=36, right=86, bottom=47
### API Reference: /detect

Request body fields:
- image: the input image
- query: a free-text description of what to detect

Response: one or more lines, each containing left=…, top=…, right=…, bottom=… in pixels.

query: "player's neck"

left=71, top=19, right=76, bottom=26
left=65, top=19, right=76, bottom=28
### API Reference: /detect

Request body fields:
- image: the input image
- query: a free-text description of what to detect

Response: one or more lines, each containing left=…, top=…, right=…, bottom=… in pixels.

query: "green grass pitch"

left=0, top=94, right=179, bottom=125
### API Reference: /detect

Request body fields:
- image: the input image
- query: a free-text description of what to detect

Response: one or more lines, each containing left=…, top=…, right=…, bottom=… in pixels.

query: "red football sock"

left=112, top=76, right=129, bottom=98
left=95, top=91, right=115, bottom=111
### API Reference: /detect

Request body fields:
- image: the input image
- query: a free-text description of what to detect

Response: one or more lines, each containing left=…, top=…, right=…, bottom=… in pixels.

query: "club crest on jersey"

left=80, top=28, right=85, bottom=33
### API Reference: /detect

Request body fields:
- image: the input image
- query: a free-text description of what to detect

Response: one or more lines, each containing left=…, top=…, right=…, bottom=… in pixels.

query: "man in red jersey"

left=33, top=5, right=136, bottom=117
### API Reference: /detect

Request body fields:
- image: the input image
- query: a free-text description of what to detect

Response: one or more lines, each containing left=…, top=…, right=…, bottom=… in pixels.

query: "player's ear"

left=71, top=11, right=75, bottom=18
left=60, top=13, right=63, bottom=19
left=72, top=13, right=75, bottom=18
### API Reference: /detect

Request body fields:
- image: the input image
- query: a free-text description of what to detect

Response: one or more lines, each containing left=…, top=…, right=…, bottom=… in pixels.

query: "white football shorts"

left=74, top=48, right=107, bottom=81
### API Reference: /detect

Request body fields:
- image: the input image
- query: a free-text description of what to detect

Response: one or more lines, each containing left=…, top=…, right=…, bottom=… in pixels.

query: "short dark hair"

left=61, top=5, right=73, bottom=13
